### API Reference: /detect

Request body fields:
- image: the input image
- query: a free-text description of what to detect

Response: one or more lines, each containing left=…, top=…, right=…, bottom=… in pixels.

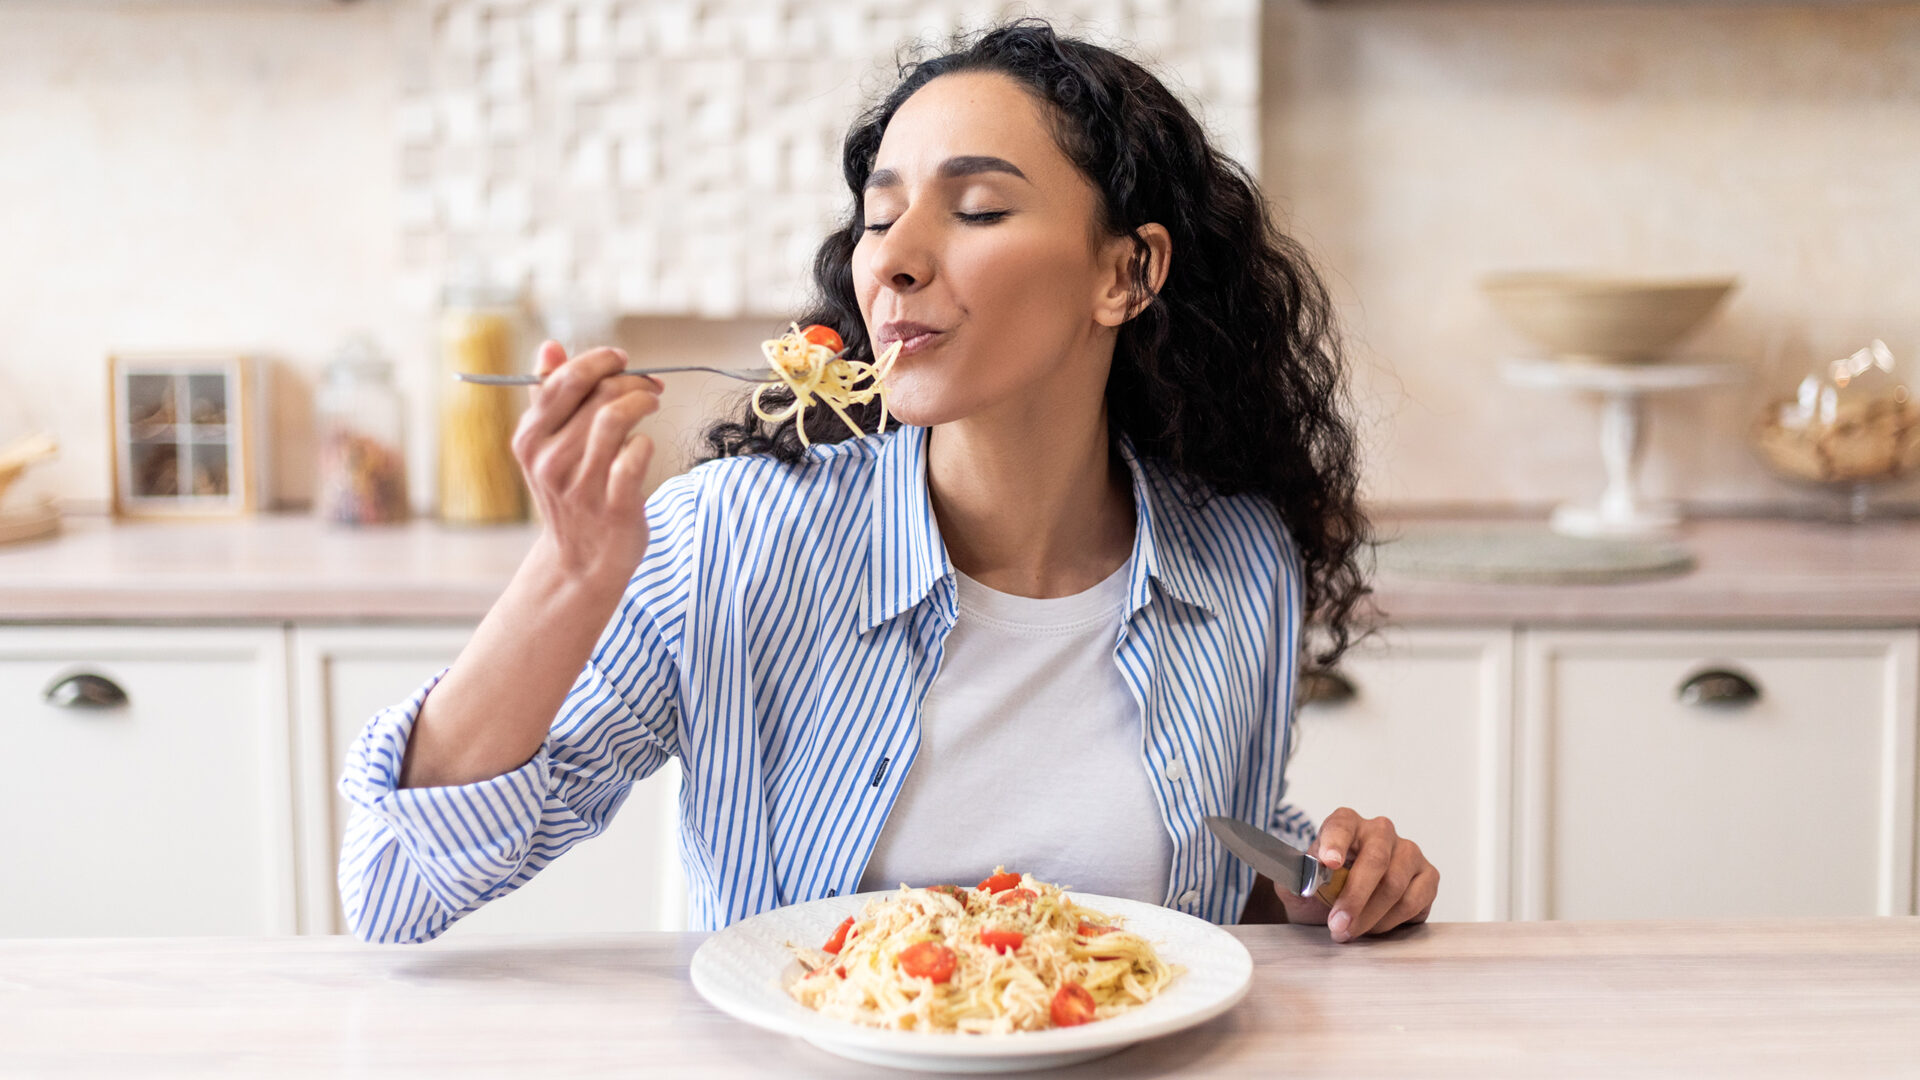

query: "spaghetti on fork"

left=751, top=323, right=904, bottom=447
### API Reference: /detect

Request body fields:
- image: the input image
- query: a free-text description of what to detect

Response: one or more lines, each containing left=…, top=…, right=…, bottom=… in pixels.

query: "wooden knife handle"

left=1312, top=866, right=1348, bottom=907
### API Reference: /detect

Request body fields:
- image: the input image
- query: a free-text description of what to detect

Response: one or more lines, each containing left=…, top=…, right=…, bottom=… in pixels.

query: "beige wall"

left=1262, top=1, right=1920, bottom=511
left=0, top=1, right=417, bottom=512
left=5, top=1, right=1918, bottom=516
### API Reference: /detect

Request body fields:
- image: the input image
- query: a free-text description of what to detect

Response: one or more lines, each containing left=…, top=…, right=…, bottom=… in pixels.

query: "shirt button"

left=1178, top=890, right=1200, bottom=906
left=1163, top=758, right=1187, bottom=783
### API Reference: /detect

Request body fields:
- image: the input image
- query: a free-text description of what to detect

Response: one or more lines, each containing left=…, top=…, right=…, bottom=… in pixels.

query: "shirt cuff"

left=337, top=668, right=553, bottom=914
left=1270, top=802, right=1319, bottom=849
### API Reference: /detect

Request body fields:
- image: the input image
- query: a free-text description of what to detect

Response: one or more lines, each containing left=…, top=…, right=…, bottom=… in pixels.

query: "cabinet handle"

left=1299, top=667, right=1357, bottom=707
left=1676, top=667, right=1760, bottom=709
left=42, top=672, right=130, bottom=710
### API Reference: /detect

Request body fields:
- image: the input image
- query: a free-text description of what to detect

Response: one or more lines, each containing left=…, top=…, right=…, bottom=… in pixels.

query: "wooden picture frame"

left=108, top=353, right=259, bottom=518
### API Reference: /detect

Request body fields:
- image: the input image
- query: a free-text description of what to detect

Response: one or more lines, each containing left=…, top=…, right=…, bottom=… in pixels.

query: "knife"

left=1204, top=815, right=1347, bottom=907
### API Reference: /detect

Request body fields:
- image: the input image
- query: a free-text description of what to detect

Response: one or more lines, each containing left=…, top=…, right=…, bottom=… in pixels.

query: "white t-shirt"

left=856, top=557, right=1176, bottom=903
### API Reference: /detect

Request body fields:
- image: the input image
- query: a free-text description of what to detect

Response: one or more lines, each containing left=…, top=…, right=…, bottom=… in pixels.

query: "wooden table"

left=4, top=919, right=1918, bottom=1077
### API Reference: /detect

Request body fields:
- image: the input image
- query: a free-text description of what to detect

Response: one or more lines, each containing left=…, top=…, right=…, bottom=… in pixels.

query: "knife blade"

left=1204, top=815, right=1347, bottom=907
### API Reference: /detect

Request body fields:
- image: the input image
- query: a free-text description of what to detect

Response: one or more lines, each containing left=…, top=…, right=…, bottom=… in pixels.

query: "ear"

left=1093, top=223, right=1173, bottom=328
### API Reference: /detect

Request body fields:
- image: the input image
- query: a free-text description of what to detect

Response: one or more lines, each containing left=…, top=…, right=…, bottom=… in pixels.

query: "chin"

left=878, top=369, right=975, bottom=429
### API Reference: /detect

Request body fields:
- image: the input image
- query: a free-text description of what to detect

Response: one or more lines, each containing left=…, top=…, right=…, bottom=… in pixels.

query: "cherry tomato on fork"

left=800, top=324, right=843, bottom=353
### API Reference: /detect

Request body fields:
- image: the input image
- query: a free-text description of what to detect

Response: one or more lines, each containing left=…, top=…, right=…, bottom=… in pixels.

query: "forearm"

left=400, top=535, right=629, bottom=788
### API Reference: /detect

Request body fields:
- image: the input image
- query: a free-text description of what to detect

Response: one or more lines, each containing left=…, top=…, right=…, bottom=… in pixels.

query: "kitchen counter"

left=4, top=919, right=1917, bottom=1077
left=2, top=512, right=1920, bottom=623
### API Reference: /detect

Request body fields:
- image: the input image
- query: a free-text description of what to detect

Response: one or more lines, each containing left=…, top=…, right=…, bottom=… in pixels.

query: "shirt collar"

left=859, top=425, right=1223, bottom=634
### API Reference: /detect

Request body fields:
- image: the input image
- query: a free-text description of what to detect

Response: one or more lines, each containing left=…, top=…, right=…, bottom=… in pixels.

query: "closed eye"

left=864, top=209, right=1010, bottom=234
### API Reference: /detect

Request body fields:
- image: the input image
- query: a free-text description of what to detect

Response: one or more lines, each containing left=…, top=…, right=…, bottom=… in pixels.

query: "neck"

left=926, top=391, right=1136, bottom=599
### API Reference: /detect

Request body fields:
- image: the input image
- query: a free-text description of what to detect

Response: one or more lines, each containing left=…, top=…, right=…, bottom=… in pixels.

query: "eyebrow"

left=864, top=155, right=1030, bottom=192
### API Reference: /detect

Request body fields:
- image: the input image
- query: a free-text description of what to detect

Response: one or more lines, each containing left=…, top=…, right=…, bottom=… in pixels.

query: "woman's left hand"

left=1275, top=807, right=1439, bottom=943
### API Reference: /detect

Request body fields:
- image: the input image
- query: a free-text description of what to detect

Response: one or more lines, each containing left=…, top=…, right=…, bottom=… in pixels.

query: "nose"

left=865, top=207, right=933, bottom=294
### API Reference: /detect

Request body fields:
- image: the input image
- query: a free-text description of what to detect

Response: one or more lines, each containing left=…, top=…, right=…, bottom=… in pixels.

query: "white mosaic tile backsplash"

left=398, top=0, right=1258, bottom=318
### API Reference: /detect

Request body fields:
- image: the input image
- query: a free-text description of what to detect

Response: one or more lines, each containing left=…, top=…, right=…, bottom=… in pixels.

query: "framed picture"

left=108, top=353, right=259, bottom=518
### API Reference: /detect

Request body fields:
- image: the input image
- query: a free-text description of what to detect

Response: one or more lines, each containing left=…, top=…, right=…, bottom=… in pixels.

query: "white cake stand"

left=1503, top=358, right=1742, bottom=539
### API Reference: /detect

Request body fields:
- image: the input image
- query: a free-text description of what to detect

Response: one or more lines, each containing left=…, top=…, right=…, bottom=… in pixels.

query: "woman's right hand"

left=511, top=340, right=664, bottom=587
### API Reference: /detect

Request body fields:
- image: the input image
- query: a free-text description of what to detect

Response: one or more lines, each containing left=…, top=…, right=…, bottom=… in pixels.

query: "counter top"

left=4, top=919, right=1917, bottom=1077
left=2, top=512, right=1919, bottom=623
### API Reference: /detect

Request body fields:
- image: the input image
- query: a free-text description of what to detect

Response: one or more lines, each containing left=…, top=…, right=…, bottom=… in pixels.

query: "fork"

left=454, top=365, right=778, bottom=386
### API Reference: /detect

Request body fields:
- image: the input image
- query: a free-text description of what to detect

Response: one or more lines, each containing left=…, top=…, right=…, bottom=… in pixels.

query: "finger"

left=525, top=346, right=629, bottom=441
left=1373, top=866, right=1440, bottom=936
left=606, top=430, right=656, bottom=514
left=1274, top=887, right=1331, bottom=927
left=1328, top=819, right=1394, bottom=942
left=527, top=374, right=645, bottom=492
left=578, top=385, right=661, bottom=488
left=534, top=339, right=569, bottom=377
left=1351, top=840, right=1422, bottom=938
left=1314, top=808, right=1362, bottom=870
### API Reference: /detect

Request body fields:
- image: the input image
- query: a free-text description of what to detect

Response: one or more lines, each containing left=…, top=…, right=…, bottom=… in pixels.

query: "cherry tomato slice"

left=927, top=884, right=968, bottom=902
left=1077, top=921, right=1115, bottom=936
left=978, top=929, right=1025, bottom=953
left=799, top=324, right=843, bottom=353
left=822, top=916, right=854, bottom=954
left=897, top=941, right=957, bottom=983
left=1050, top=982, right=1098, bottom=1027
left=978, top=871, right=1021, bottom=893
left=996, top=888, right=1036, bottom=907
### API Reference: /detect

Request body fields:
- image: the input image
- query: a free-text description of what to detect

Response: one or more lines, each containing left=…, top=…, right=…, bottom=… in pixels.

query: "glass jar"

left=438, top=281, right=529, bottom=525
left=1753, top=336, right=1920, bottom=521
left=316, top=336, right=410, bottom=525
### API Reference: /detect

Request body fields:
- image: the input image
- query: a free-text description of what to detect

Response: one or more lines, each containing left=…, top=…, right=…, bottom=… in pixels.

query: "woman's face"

left=853, top=72, right=1134, bottom=429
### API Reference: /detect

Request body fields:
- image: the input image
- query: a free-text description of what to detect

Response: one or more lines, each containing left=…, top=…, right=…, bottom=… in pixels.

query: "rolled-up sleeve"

left=1269, top=801, right=1319, bottom=849
left=336, top=473, right=702, bottom=943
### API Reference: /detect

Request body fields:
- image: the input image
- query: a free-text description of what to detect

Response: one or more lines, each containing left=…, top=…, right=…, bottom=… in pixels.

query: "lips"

left=876, top=321, right=947, bottom=356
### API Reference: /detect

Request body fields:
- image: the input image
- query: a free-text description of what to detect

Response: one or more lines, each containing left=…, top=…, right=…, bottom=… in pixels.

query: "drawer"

left=292, top=626, right=687, bottom=935
left=1518, top=629, right=1919, bottom=920
left=0, top=626, right=292, bottom=936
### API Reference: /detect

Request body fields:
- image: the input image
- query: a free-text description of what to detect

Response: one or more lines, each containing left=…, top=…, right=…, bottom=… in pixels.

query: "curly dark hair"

left=700, top=19, right=1372, bottom=665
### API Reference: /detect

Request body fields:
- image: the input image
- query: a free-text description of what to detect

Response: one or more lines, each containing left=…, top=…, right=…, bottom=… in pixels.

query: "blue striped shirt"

left=337, top=423, right=1317, bottom=941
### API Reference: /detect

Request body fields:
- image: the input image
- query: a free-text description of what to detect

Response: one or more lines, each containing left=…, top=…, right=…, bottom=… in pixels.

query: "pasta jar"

left=438, top=281, right=529, bottom=525
left=315, top=336, right=409, bottom=526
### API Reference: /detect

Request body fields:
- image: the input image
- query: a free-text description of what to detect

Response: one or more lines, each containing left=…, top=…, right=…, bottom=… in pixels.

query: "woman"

left=339, top=21, right=1437, bottom=944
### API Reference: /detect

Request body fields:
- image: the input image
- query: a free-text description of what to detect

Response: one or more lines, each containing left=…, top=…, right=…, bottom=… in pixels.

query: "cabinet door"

left=1281, top=627, right=1513, bottom=922
left=1518, top=629, right=1919, bottom=920
left=292, top=626, right=686, bottom=935
left=0, top=626, right=293, bottom=936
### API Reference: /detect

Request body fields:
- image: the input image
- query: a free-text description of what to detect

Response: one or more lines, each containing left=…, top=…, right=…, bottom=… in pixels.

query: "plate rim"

left=688, top=890, right=1254, bottom=1060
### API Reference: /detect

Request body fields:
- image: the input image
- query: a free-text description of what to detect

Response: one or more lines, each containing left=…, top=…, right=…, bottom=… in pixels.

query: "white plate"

left=689, top=891, right=1254, bottom=1074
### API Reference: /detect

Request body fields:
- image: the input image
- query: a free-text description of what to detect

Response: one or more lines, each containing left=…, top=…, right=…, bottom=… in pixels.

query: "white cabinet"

left=0, top=627, right=294, bottom=937
left=1517, top=629, right=1919, bottom=921
left=291, top=626, right=686, bottom=936
left=1283, top=628, right=1513, bottom=921
left=4, top=615, right=1914, bottom=937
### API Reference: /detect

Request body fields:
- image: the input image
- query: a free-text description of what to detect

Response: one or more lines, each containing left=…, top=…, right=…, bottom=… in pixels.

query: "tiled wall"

left=395, top=0, right=1259, bottom=318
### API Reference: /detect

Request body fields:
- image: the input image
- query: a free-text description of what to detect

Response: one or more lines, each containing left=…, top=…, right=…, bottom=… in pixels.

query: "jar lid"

left=441, top=262, right=521, bottom=309
left=326, top=334, right=394, bottom=380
